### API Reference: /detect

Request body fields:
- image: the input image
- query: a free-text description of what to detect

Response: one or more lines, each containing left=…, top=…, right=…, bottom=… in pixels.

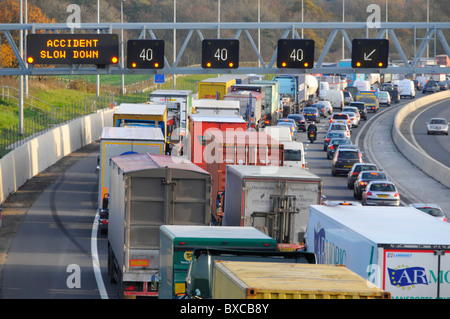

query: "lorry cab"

left=283, top=141, right=306, bottom=169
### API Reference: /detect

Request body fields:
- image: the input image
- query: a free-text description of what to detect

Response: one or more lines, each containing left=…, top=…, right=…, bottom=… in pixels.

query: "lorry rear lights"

left=130, top=259, right=149, bottom=267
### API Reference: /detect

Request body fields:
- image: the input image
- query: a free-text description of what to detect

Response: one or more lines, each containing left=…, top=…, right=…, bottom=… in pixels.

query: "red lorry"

left=203, top=130, right=284, bottom=222
left=188, top=114, right=247, bottom=170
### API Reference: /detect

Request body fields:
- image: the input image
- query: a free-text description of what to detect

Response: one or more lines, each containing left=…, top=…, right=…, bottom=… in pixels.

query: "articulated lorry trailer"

left=158, top=225, right=277, bottom=299
left=97, top=127, right=165, bottom=234
left=223, top=165, right=322, bottom=250
left=107, top=153, right=211, bottom=298
left=305, top=205, right=450, bottom=299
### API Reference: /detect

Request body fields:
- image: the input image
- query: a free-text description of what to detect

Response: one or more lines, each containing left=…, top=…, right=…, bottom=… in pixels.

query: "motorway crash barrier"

left=0, top=108, right=114, bottom=204
left=392, top=90, right=450, bottom=189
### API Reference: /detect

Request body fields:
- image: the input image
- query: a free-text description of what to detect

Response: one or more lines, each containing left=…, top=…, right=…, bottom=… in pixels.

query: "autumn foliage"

left=0, top=0, right=54, bottom=68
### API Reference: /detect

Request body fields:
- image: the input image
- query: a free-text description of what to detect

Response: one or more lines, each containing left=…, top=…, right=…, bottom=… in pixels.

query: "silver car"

left=362, top=181, right=400, bottom=206
left=409, top=203, right=448, bottom=222
left=342, top=111, right=359, bottom=128
left=427, top=118, right=448, bottom=135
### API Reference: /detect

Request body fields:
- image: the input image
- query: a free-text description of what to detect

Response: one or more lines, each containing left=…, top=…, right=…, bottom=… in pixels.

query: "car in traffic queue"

left=277, top=119, right=297, bottom=140
left=329, top=112, right=352, bottom=128
left=302, top=106, right=321, bottom=123
left=311, top=103, right=328, bottom=119
left=342, top=106, right=361, bottom=122
left=377, top=91, right=391, bottom=106
left=353, top=170, right=388, bottom=200
left=328, top=122, right=351, bottom=139
left=326, top=138, right=352, bottom=159
left=346, top=163, right=379, bottom=189
left=438, top=81, right=449, bottom=91
left=331, top=147, right=363, bottom=176
left=362, top=180, right=400, bottom=206
left=427, top=118, right=449, bottom=135
left=287, top=113, right=307, bottom=132
left=349, top=102, right=368, bottom=121
left=323, top=131, right=347, bottom=151
left=409, top=203, right=448, bottom=222
left=341, top=111, right=359, bottom=128
left=422, top=80, right=440, bottom=94
left=316, top=100, right=333, bottom=115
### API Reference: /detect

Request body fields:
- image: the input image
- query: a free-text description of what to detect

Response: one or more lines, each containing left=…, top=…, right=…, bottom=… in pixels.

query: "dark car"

left=323, top=131, right=346, bottom=151
left=348, top=102, right=368, bottom=121
left=353, top=170, right=388, bottom=200
left=438, top=81, right=449, bottom=91
left=311, top=103, right=328, bottom=118
left=413, top=79, right=423, bottom=91
left=422, top=80, right=440, bottom=94
left=347, top=163, right=379, bottom=189
left=331, top=148, right=363, bottom=176
left=327, top=138, right=352, bottom=159
left=380, top=85, right=400, bottom=103
left=302, top=107, right=320, bottom=123
left=287, top=113, right=307, bottom=131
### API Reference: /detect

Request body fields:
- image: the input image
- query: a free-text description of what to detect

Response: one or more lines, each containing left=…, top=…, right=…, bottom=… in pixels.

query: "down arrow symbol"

left=364, top=49, right=376, bottom=61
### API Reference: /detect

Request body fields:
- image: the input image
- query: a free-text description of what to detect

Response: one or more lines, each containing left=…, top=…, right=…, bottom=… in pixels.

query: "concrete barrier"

left=0, top=108, right=114, bottom=204
left=392, top=91, right=450, bottom=189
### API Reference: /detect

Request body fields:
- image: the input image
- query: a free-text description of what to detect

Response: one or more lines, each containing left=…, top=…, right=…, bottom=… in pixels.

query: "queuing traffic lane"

left=302, top=98, right=411, bottom=204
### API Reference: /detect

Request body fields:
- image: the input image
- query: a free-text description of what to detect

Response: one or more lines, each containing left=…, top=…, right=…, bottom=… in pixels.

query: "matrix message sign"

left=351, top=39, right=389, bottom=69
left=201, top=39, right=239, bottom=69
left=277, top=39, right=315, bottom=69
left=26, top=34, right=119, bottom=65
left=127, top=39, right=164, bottom=69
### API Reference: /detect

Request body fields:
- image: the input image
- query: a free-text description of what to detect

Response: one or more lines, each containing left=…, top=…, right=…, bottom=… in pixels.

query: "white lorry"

left=192, top=99, right=241, bottom=117
left=304, top=205, right=450, bottom=299
left=223, top=165, right=322, bottom=250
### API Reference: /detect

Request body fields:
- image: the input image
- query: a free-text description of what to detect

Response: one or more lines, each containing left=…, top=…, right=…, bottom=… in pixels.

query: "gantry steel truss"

left=2, top=21, right=450, bottom=76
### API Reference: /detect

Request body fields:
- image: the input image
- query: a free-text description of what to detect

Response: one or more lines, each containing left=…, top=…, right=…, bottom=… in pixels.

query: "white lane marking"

left=91, top=210, right=109, bottom=299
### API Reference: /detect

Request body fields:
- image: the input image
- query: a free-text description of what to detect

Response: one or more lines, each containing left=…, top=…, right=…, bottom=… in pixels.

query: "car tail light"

left=360, top=181, right=366, bottom=186
left=366, top=192, right=372, bottom=196
left=352, top=172, right=359, bottom=176
left=394, top=193, right=399, bottom=197
left=443, top=217, right=448, bottom=222
left=324, top=138, right=330, bottom=142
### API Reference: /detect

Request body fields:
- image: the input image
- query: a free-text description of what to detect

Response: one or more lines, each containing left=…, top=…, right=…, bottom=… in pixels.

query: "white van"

left=398, top=79, right=416, bottom=99
left=324, top=89, right=345, bottom=111
left=283, top=141, right=306, bottom=169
